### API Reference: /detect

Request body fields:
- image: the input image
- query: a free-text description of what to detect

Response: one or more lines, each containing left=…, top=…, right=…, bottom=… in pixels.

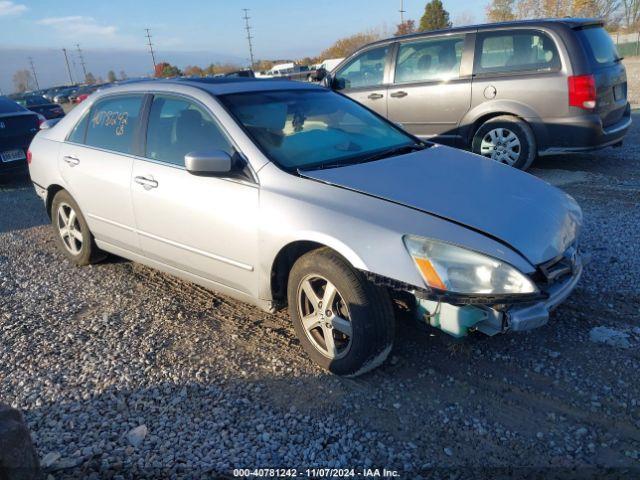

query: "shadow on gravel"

left=0, top=173, right=48, bottom=233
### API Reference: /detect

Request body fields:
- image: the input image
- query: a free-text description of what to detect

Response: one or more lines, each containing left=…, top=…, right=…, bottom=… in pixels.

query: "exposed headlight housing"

left=403, top=235, right=538, bottom=295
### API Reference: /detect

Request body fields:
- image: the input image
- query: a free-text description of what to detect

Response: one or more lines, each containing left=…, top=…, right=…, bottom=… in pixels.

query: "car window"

left=85, top=95, right=143, bottom=154
left=578, top=26, right=621, bottom=65
left=395, top=35, right=465, bottom=84
left=477, top=31, right=560, bottom=74
left=67, top=112, right=89, bottom=144
left=145, top=95, right=233, bottom=166
left=334, top=45, right=389, bottom=90
left=0, top=96, right=26, bottom=114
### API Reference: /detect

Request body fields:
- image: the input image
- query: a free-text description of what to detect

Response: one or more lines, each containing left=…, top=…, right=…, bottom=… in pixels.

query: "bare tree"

left=622, top=0, right=640, bottom=29
left=12, top=69, right=33, bottom=93
left=486, top=0, right=516, bottom=22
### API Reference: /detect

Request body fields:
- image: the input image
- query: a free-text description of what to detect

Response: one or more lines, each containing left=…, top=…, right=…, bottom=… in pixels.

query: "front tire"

left=51, top=190, right=105, bottom=266
left=287, top=248, right=395, bottom=376
left=472, top=115, right=536, bottom=170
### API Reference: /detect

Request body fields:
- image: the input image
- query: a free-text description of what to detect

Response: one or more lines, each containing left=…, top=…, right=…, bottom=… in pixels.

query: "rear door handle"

left=390, top=91, right=408, bottom=98
left=367, top=93, right=384, bottom=100
left=134, top=176, right=158, bottom=190
left=63, top=155, right=80, bottom=166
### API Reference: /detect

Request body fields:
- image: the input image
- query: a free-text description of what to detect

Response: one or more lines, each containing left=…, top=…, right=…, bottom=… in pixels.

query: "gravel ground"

left=1, top=115, right=640, bottom=479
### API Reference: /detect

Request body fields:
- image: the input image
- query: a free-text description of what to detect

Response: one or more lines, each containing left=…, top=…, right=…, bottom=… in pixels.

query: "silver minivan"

left=326, top=18, right=631, bottom=169
left=28, top=79, right=583, bottom=376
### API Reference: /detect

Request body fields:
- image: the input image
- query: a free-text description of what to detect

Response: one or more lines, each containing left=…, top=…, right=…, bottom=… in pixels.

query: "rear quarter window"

left=476, top=30, right=561, bottom=75
left=577, top=27, right=621, bottom=65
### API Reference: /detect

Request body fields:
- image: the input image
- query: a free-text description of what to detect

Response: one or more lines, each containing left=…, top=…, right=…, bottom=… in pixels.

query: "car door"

left=332, top=44, right=393, bottom=117
left=387, top=33, right=472, bottom=144
left=470, top=29, right=566, bottom=126
left=58, top=94, right=144, bottom=251
left=131, top=94, right=259, bottom=296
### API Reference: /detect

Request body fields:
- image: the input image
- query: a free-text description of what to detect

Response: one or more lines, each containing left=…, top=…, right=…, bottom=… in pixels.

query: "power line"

left=145, top=28, right=157, bottom=72
left=399, top=0, right=406, bottom=24
left=242, top=8, right=255, bottom=68
left=75, top=43, right=88, bottom=81
left=62, top=48, right=74, bottom=84
left=28, top=57, right=40, bottom=90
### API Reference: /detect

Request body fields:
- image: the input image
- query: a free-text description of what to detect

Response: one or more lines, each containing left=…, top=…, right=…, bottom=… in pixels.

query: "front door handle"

left=367, top=93, right=384, bottom=100
left=63, top=155, right=80, bottom=166
left=134, top=176, right=158, bottom=190
left=390, top=91, right=408, bottom=98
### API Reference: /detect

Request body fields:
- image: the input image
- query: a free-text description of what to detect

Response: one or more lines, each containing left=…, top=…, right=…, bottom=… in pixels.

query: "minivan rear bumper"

left=536, top=104, right=632, bottom=156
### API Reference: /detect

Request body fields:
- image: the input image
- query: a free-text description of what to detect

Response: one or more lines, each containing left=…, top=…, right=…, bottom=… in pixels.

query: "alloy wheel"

left=297, top=274, right=353, bottom=359
left=56, top=202, right=83, bottom=255
left=480, top=127, right=521, bottom=166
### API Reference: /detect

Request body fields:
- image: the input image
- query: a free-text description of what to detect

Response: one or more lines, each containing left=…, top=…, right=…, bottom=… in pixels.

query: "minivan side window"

left=395, top=35, right=465, bottom=84
left=145, top=95, right=233, bottom=167
left=333, top=45, right=389, bottom=90
left=476, top=31, right=560, bottom=74
left=85, top=95, right=143, bottom=154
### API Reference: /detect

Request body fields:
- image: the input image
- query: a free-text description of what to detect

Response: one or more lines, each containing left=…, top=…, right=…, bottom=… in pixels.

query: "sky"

left=0, top=0, right=474, bottom=93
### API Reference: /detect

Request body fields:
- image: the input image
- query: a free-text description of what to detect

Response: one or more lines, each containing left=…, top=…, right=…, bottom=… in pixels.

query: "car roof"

left=98, top=77, right=325, bottom=97
left=366, top=17, right=603, bottom=46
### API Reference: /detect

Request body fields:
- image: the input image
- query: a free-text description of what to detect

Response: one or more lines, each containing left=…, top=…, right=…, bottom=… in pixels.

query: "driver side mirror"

left=185, top=150, right=232, bottom=176
left=321, top=73, right=334, bottom=89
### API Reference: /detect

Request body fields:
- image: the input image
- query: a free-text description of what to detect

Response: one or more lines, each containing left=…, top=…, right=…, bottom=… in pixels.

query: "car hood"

left=300, top=145, right=582, bottom=266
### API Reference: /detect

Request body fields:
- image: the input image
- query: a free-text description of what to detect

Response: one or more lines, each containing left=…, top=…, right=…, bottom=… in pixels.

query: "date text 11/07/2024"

left=232, top=468, right=400, bottom=477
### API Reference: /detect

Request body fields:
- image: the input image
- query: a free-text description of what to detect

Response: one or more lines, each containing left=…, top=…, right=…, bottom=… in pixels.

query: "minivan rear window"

left=578, top=27, right=621, bottom=65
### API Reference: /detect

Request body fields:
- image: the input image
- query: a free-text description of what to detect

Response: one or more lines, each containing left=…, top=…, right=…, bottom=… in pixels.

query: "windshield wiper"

left=356, top=143, right=428, bottom=164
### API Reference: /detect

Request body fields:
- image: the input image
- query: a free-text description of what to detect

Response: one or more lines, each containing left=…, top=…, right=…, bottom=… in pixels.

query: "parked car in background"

left=16, top=95, right=65, bottom=119
left=44, top=85, right=76, bottom=102
left=54, top=87, right=80, bottom=104
left=324, top=18, right=630, bottom=169
left=28, top=78, right=583, bottom=375
left=0, top=96, right=39, bottom=177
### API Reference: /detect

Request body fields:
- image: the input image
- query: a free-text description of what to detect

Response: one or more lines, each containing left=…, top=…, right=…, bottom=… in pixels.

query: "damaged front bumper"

left=367, top=249, right=585, bottom=338
left=506, top=253, right=584, bottom=331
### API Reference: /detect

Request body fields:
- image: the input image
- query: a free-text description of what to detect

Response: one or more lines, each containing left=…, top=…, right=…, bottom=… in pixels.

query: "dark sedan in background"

left=0, top=96, right=39, bottom=177
left=16, top=95, right=65, bottom=120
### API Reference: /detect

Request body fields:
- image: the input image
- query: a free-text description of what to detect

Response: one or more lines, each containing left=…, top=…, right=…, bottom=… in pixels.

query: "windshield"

left=219, top=89, right=418, bottom=170
left=578, top=26, right=621, bottom=65
left=23, top=96, right=49, bottom=106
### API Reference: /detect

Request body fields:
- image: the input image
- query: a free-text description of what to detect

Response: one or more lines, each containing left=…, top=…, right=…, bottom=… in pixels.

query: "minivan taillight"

left=568, top=75, right=596, bottom=110
left=27, top=149, right=32, bottom=165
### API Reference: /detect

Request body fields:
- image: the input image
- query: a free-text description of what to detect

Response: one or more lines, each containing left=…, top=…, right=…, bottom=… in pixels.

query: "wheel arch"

left=269, top=238, right=367, bottom=309
left=461, top=100, right=541, bottom=146
left=45, top=184, right=65, bottom=219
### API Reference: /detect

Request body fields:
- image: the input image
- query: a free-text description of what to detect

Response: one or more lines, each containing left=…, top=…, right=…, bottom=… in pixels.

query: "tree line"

left=486, top=0, right=638, bottom=30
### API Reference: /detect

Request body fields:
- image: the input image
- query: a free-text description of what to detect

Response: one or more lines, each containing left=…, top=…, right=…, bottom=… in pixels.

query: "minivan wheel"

left=472, top=115, right=536, bottom=170
left=287, top=248, right=395, bottom=376
left=51, top=190, right=105, bottom=266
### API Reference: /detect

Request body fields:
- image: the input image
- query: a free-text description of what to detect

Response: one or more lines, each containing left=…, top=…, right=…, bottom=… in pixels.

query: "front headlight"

left=403, top=235, right=538, bottom=295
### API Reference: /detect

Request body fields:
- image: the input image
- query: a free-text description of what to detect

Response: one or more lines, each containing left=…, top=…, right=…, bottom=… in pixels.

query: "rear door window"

left=145, top=95, right=233, bottom=167
left=85, top=95, right=144, bottom=155
left=334, top=45, right=390, bottom=90
left=476, top=30, right=560, bottom=74
left=395, top=35, right=465, bottom=83
left=578, top=27, right=621, bottom=65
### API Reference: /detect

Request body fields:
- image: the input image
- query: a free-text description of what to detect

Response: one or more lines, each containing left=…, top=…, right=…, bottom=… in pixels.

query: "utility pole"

left=28, top=57, right=40, bottom=90
left=75, top=43, right=88, bottom=81
left=62, top=48, right=74, bottom=84
left=242, top=8, right=255, bottom=69
left=145, top=28, right=157, bottom=72
left=399, top=0, right=406, bottom=24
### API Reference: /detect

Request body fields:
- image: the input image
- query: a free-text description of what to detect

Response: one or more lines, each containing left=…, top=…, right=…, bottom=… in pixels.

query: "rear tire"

left=472, top=115, right=536, bottom=170
left=287, top=248, right=395, bottom=376
left=51, top=190, right=105, bottom=266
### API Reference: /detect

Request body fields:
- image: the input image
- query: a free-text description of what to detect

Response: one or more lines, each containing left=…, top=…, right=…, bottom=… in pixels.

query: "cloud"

left=0, top=1, right=27, bottom=16
left=37, top=16, right=117, bottom=37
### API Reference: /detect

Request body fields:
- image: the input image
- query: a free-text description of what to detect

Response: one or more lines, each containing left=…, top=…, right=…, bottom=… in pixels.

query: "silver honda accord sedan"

left=27, top=78, right=584, bottom=376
